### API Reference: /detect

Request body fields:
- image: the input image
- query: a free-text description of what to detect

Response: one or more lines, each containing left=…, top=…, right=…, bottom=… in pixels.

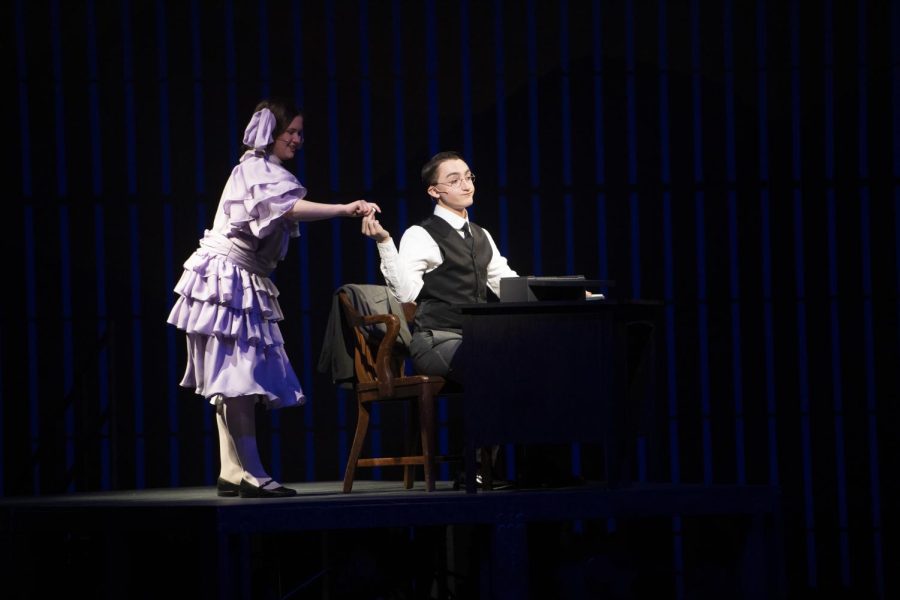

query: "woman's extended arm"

left=287, top=198, right=379, bottom=222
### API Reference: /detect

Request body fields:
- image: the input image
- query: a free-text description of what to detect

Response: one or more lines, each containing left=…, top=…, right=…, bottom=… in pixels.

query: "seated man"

left=362, top=151, right=518, bottom=385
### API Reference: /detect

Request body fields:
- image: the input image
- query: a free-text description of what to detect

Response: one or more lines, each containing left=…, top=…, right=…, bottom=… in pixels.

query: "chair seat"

left=356, top=375, right=446, bottom=402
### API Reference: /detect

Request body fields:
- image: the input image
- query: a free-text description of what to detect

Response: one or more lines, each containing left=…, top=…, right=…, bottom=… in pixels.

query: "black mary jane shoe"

left=239, top=478, right=298, bottom=498
left=217, top=477, right=241, bottom=497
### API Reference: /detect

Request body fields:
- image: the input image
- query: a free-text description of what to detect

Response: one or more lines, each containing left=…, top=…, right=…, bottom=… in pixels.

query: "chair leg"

left=343, top=401, right=370, bottom=493
left=418, top=387, right=437, bottom=492
left=404, top=399, right=418, bottom=489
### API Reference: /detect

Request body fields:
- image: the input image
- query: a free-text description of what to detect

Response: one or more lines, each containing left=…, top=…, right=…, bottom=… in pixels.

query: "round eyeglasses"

left=433, top=174, right=475, bottom=189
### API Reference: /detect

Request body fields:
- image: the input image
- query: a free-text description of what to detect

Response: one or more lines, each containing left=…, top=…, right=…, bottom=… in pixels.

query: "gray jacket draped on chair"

left=317, top=284, right=413, bottom=389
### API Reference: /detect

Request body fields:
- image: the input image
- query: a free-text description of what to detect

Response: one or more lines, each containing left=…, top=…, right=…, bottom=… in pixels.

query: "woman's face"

left=272, top=115, right=304, bottom=162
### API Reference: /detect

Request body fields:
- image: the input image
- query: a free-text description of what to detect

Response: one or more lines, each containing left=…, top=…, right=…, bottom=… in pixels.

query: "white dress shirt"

left=377, top=204, right=518, bottom=303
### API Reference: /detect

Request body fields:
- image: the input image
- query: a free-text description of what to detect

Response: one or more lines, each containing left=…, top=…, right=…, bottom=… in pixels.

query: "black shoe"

left=453, top=472, right=515, bottom=491
left=216, top=477, right=240, bottom=497
left=239, top=478, right=298, bottom=498
left=477, top=474, right=515, bottom=490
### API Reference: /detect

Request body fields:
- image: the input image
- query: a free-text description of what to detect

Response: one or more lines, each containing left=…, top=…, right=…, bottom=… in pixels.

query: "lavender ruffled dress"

left=167, top=150, right=307, bottom=409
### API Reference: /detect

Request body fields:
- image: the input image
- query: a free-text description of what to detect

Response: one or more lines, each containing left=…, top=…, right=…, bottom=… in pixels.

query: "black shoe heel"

left=216, top=478, right=240, bottom=497
left=239, top=478, right=297, bottom=498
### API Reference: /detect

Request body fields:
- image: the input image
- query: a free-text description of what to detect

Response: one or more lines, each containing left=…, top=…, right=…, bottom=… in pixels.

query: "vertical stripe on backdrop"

left=790, top=0, right=816, bottom=585
left=823, top=0, right=850, bottom=586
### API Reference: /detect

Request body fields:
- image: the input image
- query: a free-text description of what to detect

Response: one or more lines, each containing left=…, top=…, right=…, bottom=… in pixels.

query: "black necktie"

left=462, top=223, right=474, bottom=253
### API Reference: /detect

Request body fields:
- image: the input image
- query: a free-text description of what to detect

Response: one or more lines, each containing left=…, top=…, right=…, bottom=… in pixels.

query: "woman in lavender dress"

left=167, top=99, right=378, bottom=497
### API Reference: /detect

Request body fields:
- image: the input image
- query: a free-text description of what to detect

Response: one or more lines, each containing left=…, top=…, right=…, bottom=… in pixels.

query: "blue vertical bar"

left=258, top=0, right=270, bottom=99
left=60, top=207, right=75, bottom=491
left=25, top=207, right=39, bottom=494
left=625, top=0, right=639, bottom=299
left=291, top=0, right=305, bottom=180
left=426, top=0, right=439, bottom=155
left=94, top=206, right=111, bottom=489
left=156, top=1, right=171, bottom=197
left=51, top=0, right=75, bottom=492
left=163, top=202, right=178, bottom=486
left=51, top=0, right=67, bottom=197
left=791, top=0, right=816, bottom=585
left=660, top=4, right=683, bottom=594
left=895, top=0, right=900, bottom=363
left=461, top=0, right=474, bottom=162
left=123, top=0, right=143, bottom=487
left=527, top=0, right=542, bottom=274
left=87, top=0, right=103, bottom=197
left=156, top=0, right=179, bottom=488
left=723, top=0, right=745, bottom=486
left=689, top=0, right=712, bottom=486
left=494, top=0, right=509, bottom=258
left=190, top=0, right=213, bottom=484
left=88, top=2, right=109, bottom=489
left=15, top=0, right=32, bottom=199
left=360, top=0, right=375, bottom=284
left=12, top=0, right=27, bottom=484
left=560, top=0, right=574, bottom=276
left=191, top=0, right=206, bottom=197
left=325, top=0, right=348, bottom=474
left=225, top=0, right=238, bottom=163
left=123, top=0, right=137, bottom=197
left=593, top=0, right=607, bottom=281
left=130, top=203, right=145, bottom=488
left=824, top=0, right=850, bottom=585
left=861, top=1, right=884, bottom=595
left=392, top=0, right=408, bottom=234
left=757, top=0, right=779, bottom=488
left=87, top=1, right=110, bottom=490
left=658, top=0, right=679, bottom=486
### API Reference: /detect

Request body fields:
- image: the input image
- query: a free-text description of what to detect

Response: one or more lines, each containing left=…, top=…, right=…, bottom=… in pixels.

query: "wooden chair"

left=339, top=291, right=448, bottom=492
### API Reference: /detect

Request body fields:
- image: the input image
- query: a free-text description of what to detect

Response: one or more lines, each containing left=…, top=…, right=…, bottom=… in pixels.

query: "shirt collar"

left=433, top=204, right=469, bottom=231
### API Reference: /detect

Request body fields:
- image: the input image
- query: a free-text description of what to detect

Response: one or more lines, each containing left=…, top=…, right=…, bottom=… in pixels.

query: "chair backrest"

left=401, top=301, right=416, bottom=325
left=338, top=291, right=407, bottom=396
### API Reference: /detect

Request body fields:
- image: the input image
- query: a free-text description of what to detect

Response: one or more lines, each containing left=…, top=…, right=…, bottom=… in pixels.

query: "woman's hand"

left=343, top=200, right=380, bottom=218
left=361, top=212, right=391, bottom=243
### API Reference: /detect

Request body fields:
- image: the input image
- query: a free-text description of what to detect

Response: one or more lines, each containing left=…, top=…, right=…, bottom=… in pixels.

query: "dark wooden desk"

left=458, top=300, right=660, bottom=493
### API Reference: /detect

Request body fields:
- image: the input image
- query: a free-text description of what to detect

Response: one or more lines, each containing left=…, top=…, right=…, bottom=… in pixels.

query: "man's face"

left=428, top=158, right=475, bottom=217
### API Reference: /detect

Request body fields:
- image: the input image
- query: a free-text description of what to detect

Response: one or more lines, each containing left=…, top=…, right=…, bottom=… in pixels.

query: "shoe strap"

left=259, top=479, right=275, bottom=490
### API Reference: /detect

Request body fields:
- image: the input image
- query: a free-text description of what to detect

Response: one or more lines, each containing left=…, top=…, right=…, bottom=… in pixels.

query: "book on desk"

left=498, top=275, right=612, bottom=302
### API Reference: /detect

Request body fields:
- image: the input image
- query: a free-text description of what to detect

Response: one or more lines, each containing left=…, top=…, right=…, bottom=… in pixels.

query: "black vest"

left=415, top=215, right=492, bottom=333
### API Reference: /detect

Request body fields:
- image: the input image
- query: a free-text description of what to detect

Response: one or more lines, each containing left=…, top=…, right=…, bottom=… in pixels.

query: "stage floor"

left=1, top=481, right=785, bottom=599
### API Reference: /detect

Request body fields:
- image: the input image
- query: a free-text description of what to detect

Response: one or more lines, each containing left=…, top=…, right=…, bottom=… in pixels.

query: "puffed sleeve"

left=220, top=154, right=306, bottom=239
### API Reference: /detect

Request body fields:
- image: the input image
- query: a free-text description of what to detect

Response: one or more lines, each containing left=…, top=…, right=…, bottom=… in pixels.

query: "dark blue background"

left=6, top=0, right=898, bottom=596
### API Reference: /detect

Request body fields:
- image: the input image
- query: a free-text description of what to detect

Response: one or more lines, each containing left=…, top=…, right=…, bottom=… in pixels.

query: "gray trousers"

left=409, top=328, right=499, bottom=468
left=409, top=329, right=464, bottom=384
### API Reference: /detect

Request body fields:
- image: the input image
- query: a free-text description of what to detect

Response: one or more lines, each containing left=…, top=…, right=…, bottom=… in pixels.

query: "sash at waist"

left=198, top=231, right=275, bottom=277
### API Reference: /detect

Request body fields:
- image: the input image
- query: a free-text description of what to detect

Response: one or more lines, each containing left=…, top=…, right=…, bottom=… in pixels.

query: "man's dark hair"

left=421, top=151, right=463, bottom=187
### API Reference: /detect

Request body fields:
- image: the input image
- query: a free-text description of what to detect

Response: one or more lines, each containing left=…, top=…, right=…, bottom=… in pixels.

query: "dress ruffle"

left=167, top=250, right=305, bottom=408
left=221, top=155, right=305, bottom=240
left=180, top=333, right=305, bottom=409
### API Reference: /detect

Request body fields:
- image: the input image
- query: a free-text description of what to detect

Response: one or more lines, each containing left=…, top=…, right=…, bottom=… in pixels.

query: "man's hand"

left=362, top=212, right=391, bottom=243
